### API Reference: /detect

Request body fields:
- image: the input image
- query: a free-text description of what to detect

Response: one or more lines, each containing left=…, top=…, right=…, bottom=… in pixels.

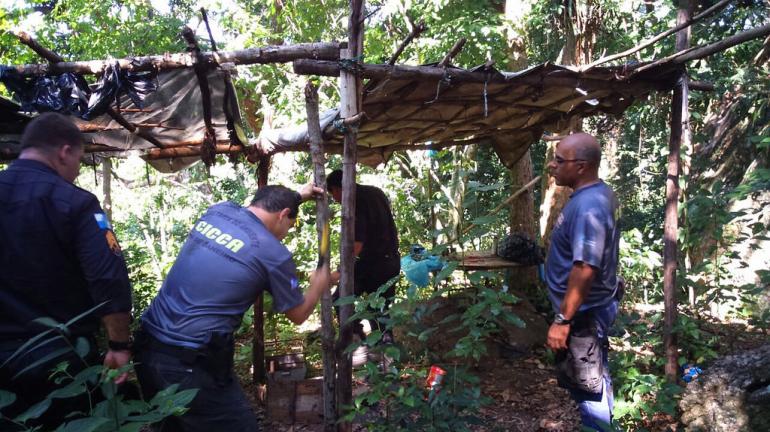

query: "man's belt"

left=134, top=330, right=203, bottom=365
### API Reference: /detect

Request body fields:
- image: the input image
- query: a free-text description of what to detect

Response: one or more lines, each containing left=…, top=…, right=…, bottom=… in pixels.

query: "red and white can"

left=426, top=365, right=447, bottom=402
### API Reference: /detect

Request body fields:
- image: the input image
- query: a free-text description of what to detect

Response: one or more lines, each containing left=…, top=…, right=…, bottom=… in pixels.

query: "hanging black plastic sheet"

left=0, top=64, right=157, bottom=119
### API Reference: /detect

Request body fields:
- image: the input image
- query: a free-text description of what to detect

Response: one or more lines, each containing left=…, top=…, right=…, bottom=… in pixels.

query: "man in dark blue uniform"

left=544, top=133, right=621, bottom=431
left=134, top=184, right=333, bottom=432
left=326, top=170, right=400, bottom=343
left=0, top=113, right=133, bottom=427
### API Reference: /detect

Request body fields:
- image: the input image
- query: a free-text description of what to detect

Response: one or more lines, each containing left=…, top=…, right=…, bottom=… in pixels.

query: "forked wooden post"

left=305, top=82, right=337, bottom=431
left=336, top=2, right=364, bottom=431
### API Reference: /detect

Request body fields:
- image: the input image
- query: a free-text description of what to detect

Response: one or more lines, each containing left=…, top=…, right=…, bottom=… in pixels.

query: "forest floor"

left=234, top=306, right=769, bottom=432
left=239, top=350, right=581, bottom=432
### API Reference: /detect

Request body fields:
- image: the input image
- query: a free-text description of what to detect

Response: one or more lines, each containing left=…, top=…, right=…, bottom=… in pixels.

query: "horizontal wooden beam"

left=293, top=60, right=669, bottom=94
left=142, top=144, right=244, bottom=160
left=295, top=59, right=508, bottom=83
left=9, top=42, right=345, bottom=76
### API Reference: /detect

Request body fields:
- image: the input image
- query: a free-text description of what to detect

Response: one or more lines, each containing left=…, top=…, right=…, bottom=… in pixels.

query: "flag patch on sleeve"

left=94, top=213, right=112, bottom=230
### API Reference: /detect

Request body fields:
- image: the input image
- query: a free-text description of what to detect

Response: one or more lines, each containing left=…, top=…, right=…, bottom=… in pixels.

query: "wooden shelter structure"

left=1, top=2, right=769, bottom=429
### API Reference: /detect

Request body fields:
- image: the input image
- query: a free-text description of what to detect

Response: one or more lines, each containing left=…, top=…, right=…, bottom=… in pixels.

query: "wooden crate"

left=266, top=376, right=324, bottom=424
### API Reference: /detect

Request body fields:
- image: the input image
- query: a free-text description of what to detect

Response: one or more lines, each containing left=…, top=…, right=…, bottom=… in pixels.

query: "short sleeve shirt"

left=141, top=202, right=304, bottom=348
left=545, top=181, right=620, bottom=311
left=0, top=159, right=132, bottom=339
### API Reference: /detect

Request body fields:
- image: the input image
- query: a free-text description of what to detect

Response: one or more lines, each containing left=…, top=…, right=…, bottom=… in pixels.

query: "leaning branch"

left=631, top=22, right=770, bottom=76
left=8, top=42, right=345, bottom=76
left=387, top=19, right=426, bottom=65
left=582, top=0, right=733, bottom=70
left=438, top=38, right=467, bottom=67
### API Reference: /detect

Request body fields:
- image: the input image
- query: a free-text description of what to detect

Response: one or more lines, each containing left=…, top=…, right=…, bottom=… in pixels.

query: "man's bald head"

left=560, top=133, right=601, bottom=168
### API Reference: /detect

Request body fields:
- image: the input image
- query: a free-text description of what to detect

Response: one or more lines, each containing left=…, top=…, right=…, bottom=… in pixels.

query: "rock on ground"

left=680, top=343, right=770, bottom=432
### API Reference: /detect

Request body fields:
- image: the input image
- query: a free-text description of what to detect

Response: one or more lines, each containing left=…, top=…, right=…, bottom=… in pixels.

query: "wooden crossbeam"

left=8, top=42, right=345, bottom=76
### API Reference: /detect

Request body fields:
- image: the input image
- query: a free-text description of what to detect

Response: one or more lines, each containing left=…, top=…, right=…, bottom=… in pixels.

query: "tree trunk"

left=539, top=141, right=572, bottom=251
left=504, top=0, right=538, bottom=290
left=540, top=0, right=599, bottom=249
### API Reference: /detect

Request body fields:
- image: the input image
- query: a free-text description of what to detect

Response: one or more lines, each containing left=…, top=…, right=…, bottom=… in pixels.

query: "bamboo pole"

left=9, top=42, right=345, bottom=76
left=336, top=2, right=364, bottom=430
left=305, top=81, right=337, bottom=431
left=664, top=2, right=691, bottom=383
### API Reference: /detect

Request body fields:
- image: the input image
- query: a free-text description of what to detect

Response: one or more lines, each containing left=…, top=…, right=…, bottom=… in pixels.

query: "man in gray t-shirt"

left=544, top=133, right=621, bottom=431
left=135, top=184, right=335, bottom=432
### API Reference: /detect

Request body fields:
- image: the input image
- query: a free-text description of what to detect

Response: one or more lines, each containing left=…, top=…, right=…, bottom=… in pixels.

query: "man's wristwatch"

left=108, top=340, right=132, bottom=352
left=554, top=313, right=572, bottom=325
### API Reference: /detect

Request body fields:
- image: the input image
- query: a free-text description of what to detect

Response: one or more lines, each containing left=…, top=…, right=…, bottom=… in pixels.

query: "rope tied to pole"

left=338, top=55, right=364, bottom=75
left=333, top=118, right=350, bottom=134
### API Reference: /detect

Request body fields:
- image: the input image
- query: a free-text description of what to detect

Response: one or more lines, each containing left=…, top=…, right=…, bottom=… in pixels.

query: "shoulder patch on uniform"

left=94, top=213, right=112, bottom=230
left=290, top=277, right=299, bottom=291
left=105, top=230, right=123, bottom=256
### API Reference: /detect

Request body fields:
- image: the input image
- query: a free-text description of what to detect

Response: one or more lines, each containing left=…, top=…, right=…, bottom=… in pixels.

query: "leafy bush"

left=336, top=266, right=522, bottom=431
left=0, top=309, right=196, bottom=431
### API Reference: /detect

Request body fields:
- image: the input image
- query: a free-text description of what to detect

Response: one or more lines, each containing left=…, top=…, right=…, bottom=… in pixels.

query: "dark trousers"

left=335, top=256, right=400, bottom=338
left=0, top=336, right=98, bottom=430
left=134, top=336, right=259, bottom=432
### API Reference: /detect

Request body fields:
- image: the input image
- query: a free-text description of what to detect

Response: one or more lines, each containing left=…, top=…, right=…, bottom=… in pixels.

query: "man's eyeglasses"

left=553, top=155, right=586, bottom=165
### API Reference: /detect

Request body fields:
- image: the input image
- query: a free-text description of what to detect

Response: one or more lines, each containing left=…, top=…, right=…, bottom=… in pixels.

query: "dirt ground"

left=238, top=350, right=582, bottom=432
left=234, top=309, right=770, bottom=432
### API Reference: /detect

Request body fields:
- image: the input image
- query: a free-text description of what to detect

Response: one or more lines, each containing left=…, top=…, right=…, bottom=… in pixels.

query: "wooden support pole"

left=305, top=82, right=337, bottom=432
left=102, top=158, right=112, bottom=221
left=9, top=42, right=345, bottom=76
left=253, top=156, right=271, bottom=385
left=181, top=26, right=218, bottom=166
left=336, top=2, right=364, bottom=431
left=663, top=1, right=692, bottom=383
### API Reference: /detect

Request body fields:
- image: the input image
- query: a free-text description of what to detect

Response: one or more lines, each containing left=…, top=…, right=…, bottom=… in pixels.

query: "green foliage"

left=337, top=269, right=521, bottom=430
left=0, top=309, right=196, bottom=431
